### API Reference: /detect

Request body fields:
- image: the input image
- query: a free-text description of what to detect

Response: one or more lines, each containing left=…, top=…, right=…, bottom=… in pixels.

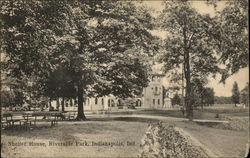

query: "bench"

left=1, top=113, right=13, bottom=129
left=63, top=111, right=77, bottom=120
left=1, top=113, right=31, bottom=130
left=1, top=112, right=62, bottom=129
left=31, top=112, right=60, bottom=127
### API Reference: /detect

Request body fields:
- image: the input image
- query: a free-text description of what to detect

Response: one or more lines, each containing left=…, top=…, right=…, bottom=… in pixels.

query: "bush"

left=216, top=116, right=249, bottom=131
left=139, top=122, right=206, bottom=158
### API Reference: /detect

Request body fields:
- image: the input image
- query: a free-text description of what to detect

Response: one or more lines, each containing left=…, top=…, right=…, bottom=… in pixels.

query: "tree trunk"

left=201, top=98, right=204, bottom=111
left=70, top=98, right=73, bottom=107
left=184, top=57, right=193, bottom=121
left=61, top=97, right=65, bottom=112
left=183, top=19, right=193, bottom=121
left=56, top=98, right=60, bottom=110
left=49, top=98, right=52, bottom=110
left=76, top=82, right=87, bottom=120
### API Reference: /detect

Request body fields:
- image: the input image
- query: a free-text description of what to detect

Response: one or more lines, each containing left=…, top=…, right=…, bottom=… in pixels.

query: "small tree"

left=171, top=93, right=181, bottom=106
left=231, top=82, right=240, bottom=107
left=203, top=88, right=215, bottom=106
left=240, top=82, right=249, bottom=107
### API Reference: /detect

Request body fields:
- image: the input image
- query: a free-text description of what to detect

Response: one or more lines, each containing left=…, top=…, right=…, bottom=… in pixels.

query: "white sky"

left=144, top=1, right=249, bottom=97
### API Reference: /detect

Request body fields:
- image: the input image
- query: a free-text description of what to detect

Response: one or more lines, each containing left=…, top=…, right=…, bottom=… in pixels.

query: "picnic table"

left=1, top=112, right=30, bottom=130
left=1, top=111, right=62, bottom=130
left=61, top=111, right=77, bottom=120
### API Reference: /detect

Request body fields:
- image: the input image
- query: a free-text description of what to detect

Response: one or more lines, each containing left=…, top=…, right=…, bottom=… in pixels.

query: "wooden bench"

left=2, top=112, right=62, bottom=129
left=61, top=111, right=77, bottom=120
left=1, top=113, right=13, bottom=129
left=1, top=113, right=31, bottom=130
left=31, top=112, right=60, bottom=127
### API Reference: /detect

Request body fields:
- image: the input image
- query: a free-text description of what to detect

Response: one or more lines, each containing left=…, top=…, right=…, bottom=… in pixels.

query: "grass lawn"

left=1, top=108, right=248, bottom=158
left=1, top=118, right=155, bottom=158
left=174, top=121, right=249, bottom=157
left=107, top=106, right=249, bottom=120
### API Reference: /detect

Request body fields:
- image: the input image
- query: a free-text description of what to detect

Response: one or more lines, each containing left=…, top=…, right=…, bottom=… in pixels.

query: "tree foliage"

left=191, top=78, right=214, bottom=109
left=231, top=81, right=240, bottom=106
left=214, top=0, right=249, bottom=81
left=0, top=1, right=155, bottom=119
left=158, top=0, right=219, bottom=120
left=240, top=82, right=249, bottom=106
left=171, top=93, right=181, bottom=106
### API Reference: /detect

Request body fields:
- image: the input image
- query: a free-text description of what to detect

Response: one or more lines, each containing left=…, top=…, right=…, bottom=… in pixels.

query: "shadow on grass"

left=195, top=121, right=223, bottom=128
left=175, top=120, right=225, bottom=132
left=88, top=117, right=160, bottom=123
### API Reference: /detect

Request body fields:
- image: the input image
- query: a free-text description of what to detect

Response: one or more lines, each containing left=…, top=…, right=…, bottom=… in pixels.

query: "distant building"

left=84, top=72, right=172, bottom=110
left=142, top=73, right=165, bottom=108
left=84, top=95, right=117, bottom=110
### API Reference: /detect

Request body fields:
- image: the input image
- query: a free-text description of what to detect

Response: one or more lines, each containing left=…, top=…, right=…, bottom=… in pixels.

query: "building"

left=84, top=95, right=117, bottom=110
left=142, top=73, right=165, bottom=108
left=84, top=72, right=172, bottom=110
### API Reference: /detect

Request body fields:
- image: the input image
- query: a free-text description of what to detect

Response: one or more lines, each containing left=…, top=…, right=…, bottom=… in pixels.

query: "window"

left=158, top=99, right=160, bottom=105
left=95, top=98, right=98, bottom=104
left=153, top=99, right=155, bottom=105
left=155, top=87, right=158, bottom=92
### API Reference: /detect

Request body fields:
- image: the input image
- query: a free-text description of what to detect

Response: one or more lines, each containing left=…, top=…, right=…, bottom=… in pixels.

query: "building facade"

left=142, top=74, right=165, bottom=108
left=84, top=72, right=172, bottom=110
left=84, top=95, right=117, bottom=110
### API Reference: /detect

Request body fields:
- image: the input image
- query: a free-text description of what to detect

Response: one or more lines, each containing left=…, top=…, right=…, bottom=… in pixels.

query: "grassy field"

left=1, top=119, right=152, bottom=158
left=105, top=106, right=249, bottom=120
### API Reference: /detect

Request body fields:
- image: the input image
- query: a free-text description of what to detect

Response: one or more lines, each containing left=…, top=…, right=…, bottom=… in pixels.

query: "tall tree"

left=1, top=1, right=154, bottom=120
left=158, top=0, right=219, bottom=120
left=231, top=81, right=240, bottom=107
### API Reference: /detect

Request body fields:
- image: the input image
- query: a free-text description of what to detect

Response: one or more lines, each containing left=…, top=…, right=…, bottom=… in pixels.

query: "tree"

left=231, top=82, right=240, bottom=107
left=1, top=1, right=154, bottom=120
left=215, top=96, right=233, bottom=104
left=44, top=66, right=77, bottom=111
left=213, top=0, right=249, bottom=82
left=171, top=93, right=181, bottom=106
left=203, top=88, right=215, bottom=106
left=191, top=78, right=207, bottom=110
left=158, top=0, right=219, bottom=120
left=240, top=82, right=249, bottom=107
left=191, top=78, right=214, bottom=110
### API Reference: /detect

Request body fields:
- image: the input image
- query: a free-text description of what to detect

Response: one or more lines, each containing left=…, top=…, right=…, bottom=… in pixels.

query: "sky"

left=144, top=1, right=249, bottom=97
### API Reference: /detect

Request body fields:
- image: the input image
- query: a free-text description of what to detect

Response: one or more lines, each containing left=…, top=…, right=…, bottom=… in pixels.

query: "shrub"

left=139, top=122, right=206, bottom=158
